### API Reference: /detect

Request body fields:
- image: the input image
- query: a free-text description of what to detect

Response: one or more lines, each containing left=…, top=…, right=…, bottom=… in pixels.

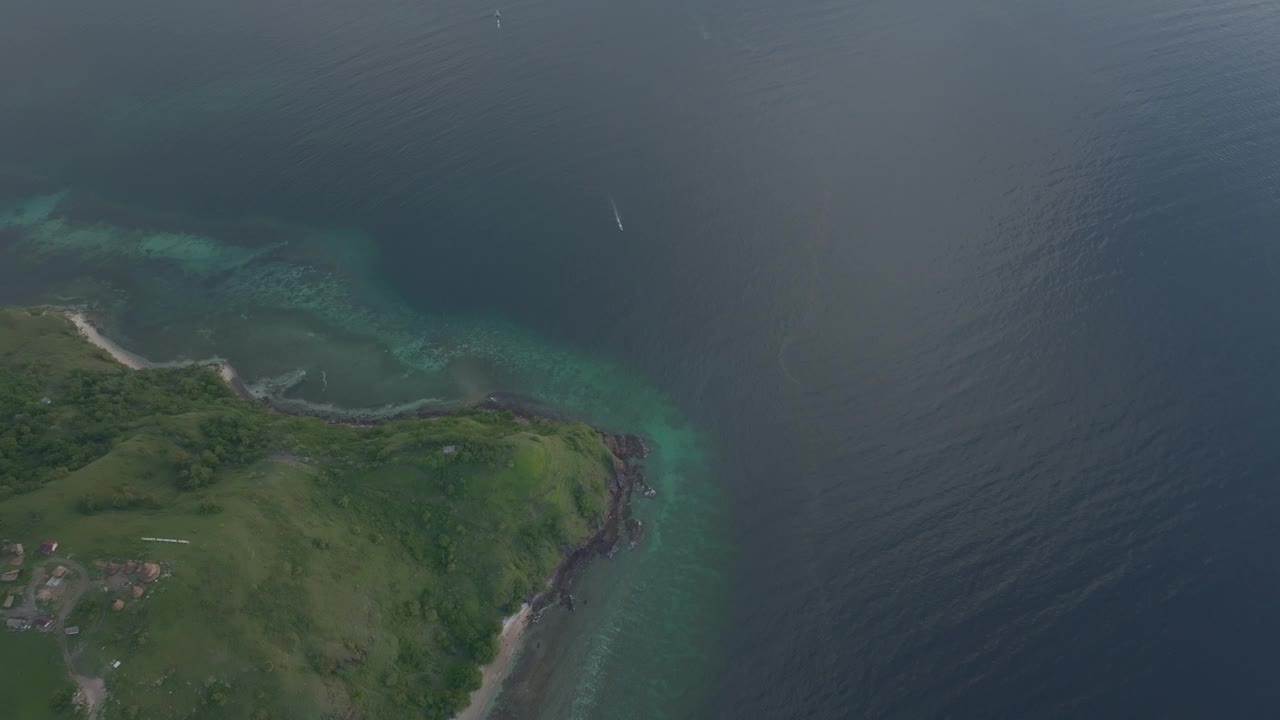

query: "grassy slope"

left=0, top=631, right=75, bottom=719
left=0, top=308, right=612, bottom=720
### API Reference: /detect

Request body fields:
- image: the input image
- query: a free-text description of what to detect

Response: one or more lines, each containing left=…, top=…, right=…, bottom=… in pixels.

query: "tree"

left=49, top=688, right=76, bottom=714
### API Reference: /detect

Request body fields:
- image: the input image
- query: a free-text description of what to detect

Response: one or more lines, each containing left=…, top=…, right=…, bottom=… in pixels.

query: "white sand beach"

left=66, top=311, right=153, bottom=370
left=65, top=311, right=249, bottom=397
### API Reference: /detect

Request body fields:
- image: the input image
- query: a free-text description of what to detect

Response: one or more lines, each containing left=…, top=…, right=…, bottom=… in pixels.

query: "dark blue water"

left=6, top=0, right=1280, bottom=717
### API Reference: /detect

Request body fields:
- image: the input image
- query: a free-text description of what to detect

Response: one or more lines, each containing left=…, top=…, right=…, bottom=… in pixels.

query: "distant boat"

left=610, top=197, right=624, bottom=231
left=495, top=9, right=501, bottom=29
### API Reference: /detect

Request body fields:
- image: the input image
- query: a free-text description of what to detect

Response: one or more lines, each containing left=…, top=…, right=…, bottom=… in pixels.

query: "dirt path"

left=71, top=675, right=106, bottom=720
left=55, top=561, right=105, bottom=719
left=52, top=558, right=91, bottom=626
left=50, top=559, right=104, bottom=719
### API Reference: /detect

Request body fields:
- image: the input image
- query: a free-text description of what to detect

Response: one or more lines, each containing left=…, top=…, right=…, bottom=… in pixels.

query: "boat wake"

left=610, top=196, right=624, bottom=231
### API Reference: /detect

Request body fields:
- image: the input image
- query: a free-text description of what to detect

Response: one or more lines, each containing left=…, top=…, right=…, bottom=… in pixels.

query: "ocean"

left=5, top=0, right=1280, bottom=717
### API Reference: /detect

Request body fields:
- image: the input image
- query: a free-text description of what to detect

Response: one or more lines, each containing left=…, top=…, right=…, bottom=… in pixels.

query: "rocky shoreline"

left=529, top=431, right=652, bottom=620
left=251, top=374, right=658, bottom=720
left=453, top=427, right=654, bottom=720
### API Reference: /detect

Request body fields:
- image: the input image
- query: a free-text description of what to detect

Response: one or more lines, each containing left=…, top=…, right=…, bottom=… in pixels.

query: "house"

left=130, top=586, right=145, bottom=599
left=38, top=540, right=57, bottom=556
left=64, top=626, right=80, bottom=636
left=51, top=565, right=67, bottom=579
left=140, top=563, right=161, bottom=583
left=104, top=562, right=122, bottom=575
left=1, top=595, right=12, bottom=609
left=45, top=576, right=63, bottom=588
left=33, top=616, right=53, bottom=631
left=111, top=599, right=125, bottom=611
left=3, top=543, right=22, bottom=555
left=0, top=570, right=19, bottom=582
left=5, top=618, right=29, bottom=631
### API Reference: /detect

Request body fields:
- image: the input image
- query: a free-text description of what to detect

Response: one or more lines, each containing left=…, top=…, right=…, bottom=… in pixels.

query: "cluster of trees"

left=453, top=440, right=501, bottom=466
left=48, top=688, right=78, bottom=717
left=199, top=679, right=234, bottom=708
left=0, top=362, right=239, bottom=501
left=198, top=414, right=268, bottom=464
left=0, top=366, right=109, bottom=496
left=173, top=413, right=268, bottom=490
left=57, top=365, right=230, bottom=426
left=75, top=484, right=163, bottom=515
left=301, top=630, right=476, bottom=719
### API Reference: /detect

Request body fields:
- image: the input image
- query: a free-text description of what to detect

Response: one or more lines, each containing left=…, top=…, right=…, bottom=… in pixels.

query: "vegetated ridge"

left=0, top=307, right=638, bottom=720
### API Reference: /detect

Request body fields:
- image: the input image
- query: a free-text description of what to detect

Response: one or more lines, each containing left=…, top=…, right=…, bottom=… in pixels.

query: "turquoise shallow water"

left=0, top=188, right=728, bottom=718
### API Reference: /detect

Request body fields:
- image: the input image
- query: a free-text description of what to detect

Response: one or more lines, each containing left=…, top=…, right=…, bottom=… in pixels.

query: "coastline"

left=65, top=309, right=252, bottom=398
left=57, top=307, right=651, bottom=720
left=457, top=433, right=647, bottom=720
left=66, top=311, right=151, bottom=370
left=455, top=605, right=533, bottom=720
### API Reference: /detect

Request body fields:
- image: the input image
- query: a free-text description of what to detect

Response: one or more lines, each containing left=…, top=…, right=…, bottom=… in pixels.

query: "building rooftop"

left=140, top=563, right=161, bottom=582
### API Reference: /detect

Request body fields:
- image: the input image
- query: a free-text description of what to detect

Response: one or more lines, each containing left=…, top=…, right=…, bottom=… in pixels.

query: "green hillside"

left=0, top=308, right=614, bottom=719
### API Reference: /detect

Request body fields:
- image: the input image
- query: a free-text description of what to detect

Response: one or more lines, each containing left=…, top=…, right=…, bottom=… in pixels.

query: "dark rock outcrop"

left=530, top=431, right=650, bottom=618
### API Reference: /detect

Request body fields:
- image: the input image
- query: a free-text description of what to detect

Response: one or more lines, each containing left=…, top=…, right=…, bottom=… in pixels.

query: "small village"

left=0, top=537, right=171, bottom=716
left=1, top=540, right=167, bottom=634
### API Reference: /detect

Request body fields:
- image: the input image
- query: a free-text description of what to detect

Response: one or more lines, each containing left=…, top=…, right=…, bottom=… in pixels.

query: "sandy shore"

left=66, top=311, right=152, bottom=370
left=65, top=311, right=249, bottom=396
left=455, top=605, right=532, bottom=720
